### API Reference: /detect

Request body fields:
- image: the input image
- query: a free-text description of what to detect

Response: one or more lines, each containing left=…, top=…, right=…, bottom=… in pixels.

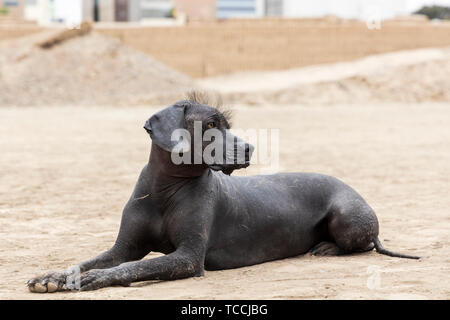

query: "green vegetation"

left=167, top=7, right=175, bottom=18
left=415, top=5, right=450, bottom=20
left=0, top=7, right=9, bottom=15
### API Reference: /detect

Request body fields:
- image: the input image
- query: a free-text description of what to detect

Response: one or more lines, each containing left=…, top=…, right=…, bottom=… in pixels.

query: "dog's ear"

left=144, top=102, right=187, bottom=152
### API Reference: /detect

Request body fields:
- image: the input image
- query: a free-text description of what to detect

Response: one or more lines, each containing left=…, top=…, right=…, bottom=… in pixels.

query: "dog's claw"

left=47, top=282, right=58, bottom=293
left=33, top=283, right=47, bottom=293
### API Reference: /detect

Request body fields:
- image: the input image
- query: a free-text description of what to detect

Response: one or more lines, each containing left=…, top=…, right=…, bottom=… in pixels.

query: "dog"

left=27, top=93, right=419, bottom=293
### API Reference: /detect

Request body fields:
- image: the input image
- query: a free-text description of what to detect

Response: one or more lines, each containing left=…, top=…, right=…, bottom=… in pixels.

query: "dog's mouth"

left=209, top=161, right=250, bottom=171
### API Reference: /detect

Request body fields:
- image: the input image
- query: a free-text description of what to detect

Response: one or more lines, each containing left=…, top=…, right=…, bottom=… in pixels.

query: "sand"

left=0, top=103, right=449, bottom=299
left=0, top=30, right=194, bottom=107
left=199, top=46, right=450, bottom=105
left=1, top=25, right=449, bottom=300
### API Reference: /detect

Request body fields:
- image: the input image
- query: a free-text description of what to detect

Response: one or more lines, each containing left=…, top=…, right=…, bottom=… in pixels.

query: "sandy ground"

left=199, top=46, right=450, bottom=106
left=0, top=103, right=449, bottom=299
left=198, top=47, right=450, bottom=94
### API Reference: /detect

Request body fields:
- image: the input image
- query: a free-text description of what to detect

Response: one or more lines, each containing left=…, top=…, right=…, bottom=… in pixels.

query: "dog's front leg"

left=27, top=197, right=155, bottom=293
left=27, top=211, right=153, bottom=293
left=79, top=248, right=203, bottom=291
left=26, top=242, right=147, bottom=293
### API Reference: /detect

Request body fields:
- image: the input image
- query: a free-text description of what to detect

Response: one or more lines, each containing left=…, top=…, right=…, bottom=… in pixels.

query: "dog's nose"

left=144, top=119, right=152, bottom=135
left=144, top=126, right=152, bottom=134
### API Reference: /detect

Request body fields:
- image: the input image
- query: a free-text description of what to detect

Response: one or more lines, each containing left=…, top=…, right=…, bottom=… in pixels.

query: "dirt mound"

left=0, top=29, right=194, bottom=106
left=199, top=47, right=450, bottom=105
left=36, top=22, right=92, bottom=49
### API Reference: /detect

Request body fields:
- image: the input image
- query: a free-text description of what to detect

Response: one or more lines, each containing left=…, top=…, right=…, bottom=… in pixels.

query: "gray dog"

left=27, top=94, right=419, bottom=293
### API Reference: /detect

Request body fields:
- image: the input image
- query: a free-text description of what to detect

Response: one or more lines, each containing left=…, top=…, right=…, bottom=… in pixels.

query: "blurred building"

left=283, top=0, right=448, bottom=20
left=173, top=0, right=215, bottom=20
left=265, top=0, right=283, bottom=16
left=174, top=0, right=283, bottom=19
left=216, top=0, right=261, bottom=19
left=12, top=0, right=443, bottom=25
left=175, top=0, right=449, bottom=20
left=21, top=0, right=174, bottom=25
left=24, top=0, right=94, bottom=25
left=19, top=0, right=284, bottom=25
left=140, top=0, right=173, bottom=18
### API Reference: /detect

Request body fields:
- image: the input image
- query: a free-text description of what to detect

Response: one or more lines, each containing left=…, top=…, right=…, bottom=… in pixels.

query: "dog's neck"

left=147, top=143, right=207, bottom=194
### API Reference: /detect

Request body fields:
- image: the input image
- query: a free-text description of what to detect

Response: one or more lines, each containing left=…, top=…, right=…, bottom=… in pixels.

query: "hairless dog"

left=27, top=94, right=419, bottom=293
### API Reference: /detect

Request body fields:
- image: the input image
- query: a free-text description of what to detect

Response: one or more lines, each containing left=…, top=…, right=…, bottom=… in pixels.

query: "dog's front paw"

left=27, top=271, right=67, bottom=293
left=27, top=266, right=80, bottom=293
left=80, top=268, right=130, bottom=292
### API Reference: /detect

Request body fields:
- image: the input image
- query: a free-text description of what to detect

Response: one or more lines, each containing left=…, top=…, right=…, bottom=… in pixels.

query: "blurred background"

left=1, top=0, right=449, bottom=299
left=1, top=0, right=450, bottom=105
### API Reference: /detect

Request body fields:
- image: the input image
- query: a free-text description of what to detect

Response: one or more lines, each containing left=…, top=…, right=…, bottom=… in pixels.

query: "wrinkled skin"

left=27, top=100, right=419, bottom=293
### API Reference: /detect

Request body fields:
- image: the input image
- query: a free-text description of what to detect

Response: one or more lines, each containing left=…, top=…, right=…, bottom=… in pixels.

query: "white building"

left=192, top=0, right=445, bottom=20
left=24, top=0, right=147, bottom=26
left=25, top=0, right=102, bottom=26
left=283, top=0, right=450, bottom=20
left=22, top=0, right=450, bottom=26
left=217, top=0, right=450, bottom=20
left=24, top=0, right=282, bottom=25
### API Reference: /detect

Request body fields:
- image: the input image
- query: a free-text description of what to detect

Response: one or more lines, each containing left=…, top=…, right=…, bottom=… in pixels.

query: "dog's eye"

left=207, top=122, right=216, bottom=129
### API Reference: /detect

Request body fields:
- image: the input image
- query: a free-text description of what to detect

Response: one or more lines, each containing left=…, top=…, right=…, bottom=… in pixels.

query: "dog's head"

left=144, top=93, right=254, bottom=174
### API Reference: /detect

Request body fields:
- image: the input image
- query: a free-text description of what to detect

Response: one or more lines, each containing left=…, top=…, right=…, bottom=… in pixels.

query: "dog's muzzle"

left=209, top=142, right=254, bottom=171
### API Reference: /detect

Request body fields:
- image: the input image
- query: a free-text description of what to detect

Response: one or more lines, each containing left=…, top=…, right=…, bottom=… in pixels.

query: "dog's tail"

left=373, top=237, right=420, bottom=259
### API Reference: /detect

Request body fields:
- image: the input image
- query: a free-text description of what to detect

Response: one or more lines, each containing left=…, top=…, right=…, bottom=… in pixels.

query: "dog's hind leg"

left=326, top=193, right=379, bottom=255
left=310, top=241, right=375, bottom=256
left=310, top=241, right=344, bottom=256
left=326, top=192, right=419, bottom=259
